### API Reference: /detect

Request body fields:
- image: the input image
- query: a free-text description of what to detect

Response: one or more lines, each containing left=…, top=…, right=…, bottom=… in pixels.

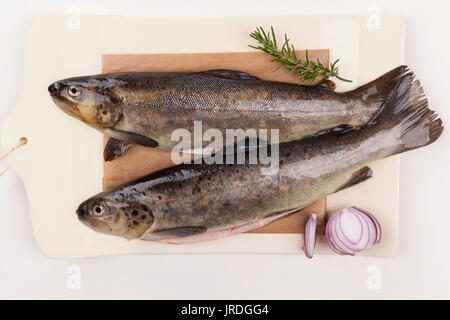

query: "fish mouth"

left=50, top=95, right=82, bottom=119
left=77, top=214, right=113, bottom=235
left=50, top=95, right=103, bottom=129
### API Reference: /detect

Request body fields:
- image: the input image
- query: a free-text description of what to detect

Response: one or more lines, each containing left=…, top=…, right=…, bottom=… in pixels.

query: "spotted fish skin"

left=48, top=68, right=403, bottom=151
left=75, top=68, right=443, bottom=242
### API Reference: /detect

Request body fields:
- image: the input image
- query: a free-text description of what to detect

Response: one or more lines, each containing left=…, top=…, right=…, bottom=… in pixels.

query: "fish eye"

left=68, top=85, right=81, bottom=97
left=91, top=203, right=107, bottom=217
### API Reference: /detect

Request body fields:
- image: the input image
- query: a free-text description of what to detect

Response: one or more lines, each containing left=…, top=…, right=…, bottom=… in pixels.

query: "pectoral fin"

left=104, top=138, right=132, bottom=162
left=105, top=129, right=159, bottom=148
left=336, top=166, right=373, bottom=192
left=154, top=226, right=207, bottom=237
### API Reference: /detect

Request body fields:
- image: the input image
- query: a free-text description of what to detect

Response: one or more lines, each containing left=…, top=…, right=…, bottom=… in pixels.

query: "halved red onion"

left=302, top=212, right=318, bottom=259
left=325, top=207, right=382, bottom=256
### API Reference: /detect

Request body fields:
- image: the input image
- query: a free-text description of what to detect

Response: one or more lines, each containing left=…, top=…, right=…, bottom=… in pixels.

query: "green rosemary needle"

left=249, top=26, right=351, bottom=84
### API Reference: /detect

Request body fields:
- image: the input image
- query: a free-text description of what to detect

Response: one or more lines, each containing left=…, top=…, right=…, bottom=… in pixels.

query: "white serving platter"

left=1, top=13, right=404, bottom=258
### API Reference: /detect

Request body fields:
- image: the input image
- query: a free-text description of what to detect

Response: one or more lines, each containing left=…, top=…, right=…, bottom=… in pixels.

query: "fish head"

left=76, top=195, right=154, bottom=240
left=48, top=76, right=123, bottom=129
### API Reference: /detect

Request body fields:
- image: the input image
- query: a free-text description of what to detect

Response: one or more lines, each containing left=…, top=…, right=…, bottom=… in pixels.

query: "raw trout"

left=49, top=68, right=402, bottom=160
left=76, top=68, right=443, bottom=243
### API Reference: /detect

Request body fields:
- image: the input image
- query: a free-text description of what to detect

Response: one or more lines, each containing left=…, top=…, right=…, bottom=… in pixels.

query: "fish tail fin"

left=369, top=67, right=443, bottom=154
left=350, top=65, right=410, bottom=109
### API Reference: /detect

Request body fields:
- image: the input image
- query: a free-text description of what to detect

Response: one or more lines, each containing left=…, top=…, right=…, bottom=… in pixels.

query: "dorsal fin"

left=201, top=70, right=260, bottom=81
left=317, top=79, right=337, bottom=91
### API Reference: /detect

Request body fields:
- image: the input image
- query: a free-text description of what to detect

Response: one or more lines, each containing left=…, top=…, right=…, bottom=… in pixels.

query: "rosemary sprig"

left=249, top=26, right=351, bottom=84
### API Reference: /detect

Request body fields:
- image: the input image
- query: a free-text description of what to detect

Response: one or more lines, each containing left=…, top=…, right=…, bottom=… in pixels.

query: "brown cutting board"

left=102, top=51, right=329, bottom=234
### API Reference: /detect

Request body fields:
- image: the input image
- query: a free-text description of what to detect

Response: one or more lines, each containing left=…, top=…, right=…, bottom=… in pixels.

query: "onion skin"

left=325, top=207, right=382, bottom=256
left=302, top=212, right=318, bottom=259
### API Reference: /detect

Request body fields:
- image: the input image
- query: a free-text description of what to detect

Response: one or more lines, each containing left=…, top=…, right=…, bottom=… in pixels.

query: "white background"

left=0, top=0, right=449, bottom=299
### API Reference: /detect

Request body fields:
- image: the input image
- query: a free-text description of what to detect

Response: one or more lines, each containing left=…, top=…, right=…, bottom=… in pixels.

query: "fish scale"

left=116, top=72, right=362, bottom=147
